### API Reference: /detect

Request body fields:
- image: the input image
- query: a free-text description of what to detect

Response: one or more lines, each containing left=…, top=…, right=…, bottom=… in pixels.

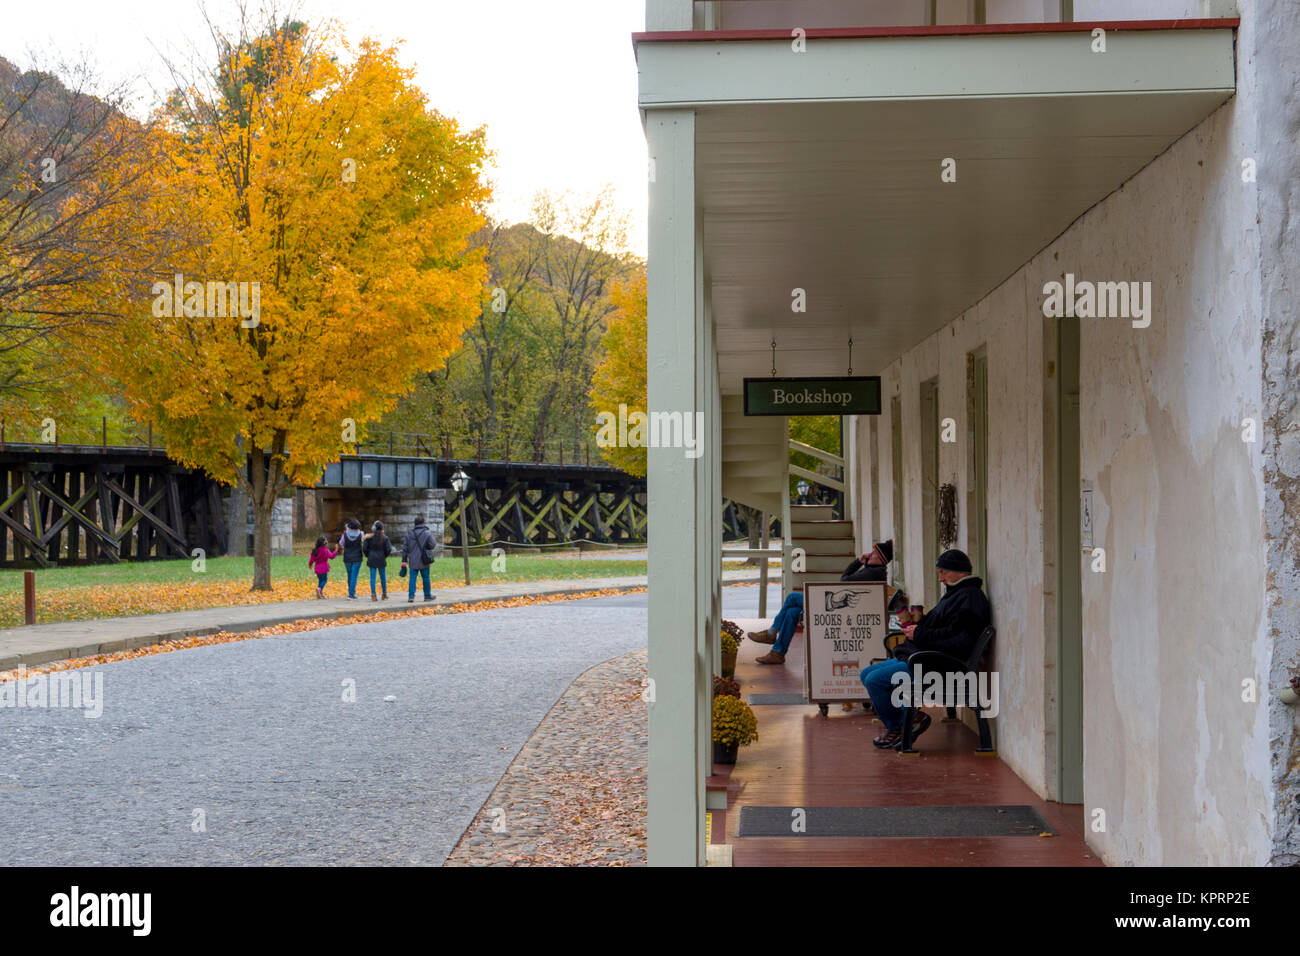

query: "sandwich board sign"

left=803, top=582, right=888, bottom=704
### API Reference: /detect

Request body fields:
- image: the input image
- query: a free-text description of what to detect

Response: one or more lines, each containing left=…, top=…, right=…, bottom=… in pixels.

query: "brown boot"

left=756, top=650, right=786, bottom=665
left=747, top=630, right=776, bottom=645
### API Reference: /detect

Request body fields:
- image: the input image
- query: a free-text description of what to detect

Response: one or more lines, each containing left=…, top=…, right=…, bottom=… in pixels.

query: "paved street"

left=0, top=569, right=763, bottom=669
left=0, top=584, right=778, bottom=866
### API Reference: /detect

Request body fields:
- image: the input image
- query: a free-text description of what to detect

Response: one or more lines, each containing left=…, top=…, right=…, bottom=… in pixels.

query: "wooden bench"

left=897, top=625, right=997, bottom=755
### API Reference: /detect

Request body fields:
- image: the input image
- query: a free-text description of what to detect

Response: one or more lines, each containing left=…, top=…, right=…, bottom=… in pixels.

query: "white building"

left=639, top=0, right=1299, bottom=866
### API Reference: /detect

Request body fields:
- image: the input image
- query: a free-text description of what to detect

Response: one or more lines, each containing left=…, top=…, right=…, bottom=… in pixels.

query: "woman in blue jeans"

left=363, top=521, right=395, bottom=600
left=747, top=539, right=893, bottom=664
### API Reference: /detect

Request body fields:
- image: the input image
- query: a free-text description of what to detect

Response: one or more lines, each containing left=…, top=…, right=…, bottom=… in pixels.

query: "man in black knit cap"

left=859, top=548, right=992, bottom=750
left=749, top=539, right=893, bottom=665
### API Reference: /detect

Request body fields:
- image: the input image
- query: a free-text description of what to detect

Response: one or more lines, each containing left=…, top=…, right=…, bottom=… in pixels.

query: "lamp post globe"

left=451, top=468, right=472, bottom=585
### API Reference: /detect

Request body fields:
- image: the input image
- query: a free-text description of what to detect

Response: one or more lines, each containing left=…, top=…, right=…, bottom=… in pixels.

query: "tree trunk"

left=251, top=497, right=273, bottom=591
left=742, top=505, right=762, bottom=566
left=247, top=441, right=280, bottom=592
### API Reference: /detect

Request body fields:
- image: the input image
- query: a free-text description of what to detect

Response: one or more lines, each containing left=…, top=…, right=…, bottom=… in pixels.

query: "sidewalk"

left=0, top=570, right=759, bottom=670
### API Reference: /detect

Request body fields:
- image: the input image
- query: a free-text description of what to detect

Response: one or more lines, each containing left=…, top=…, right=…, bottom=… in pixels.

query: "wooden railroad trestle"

left=0, top=448, right=227, bottom=566
left=443, top=483, right=647, bottom=547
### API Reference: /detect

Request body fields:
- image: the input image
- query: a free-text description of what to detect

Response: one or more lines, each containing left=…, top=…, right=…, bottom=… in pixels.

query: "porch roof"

left=636, top=20, right=1238, bottom=388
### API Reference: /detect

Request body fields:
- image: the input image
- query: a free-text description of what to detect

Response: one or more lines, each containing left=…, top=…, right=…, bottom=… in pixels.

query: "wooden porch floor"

left=716, top=618, right=1101, bottom=867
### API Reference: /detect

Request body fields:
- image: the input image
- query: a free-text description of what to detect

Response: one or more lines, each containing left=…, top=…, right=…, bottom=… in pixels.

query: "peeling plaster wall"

left=1060, top=86, right=1268, bottom=865
left=1252, top=0, right=1300, bottom=866
left=862, top=271, right=1050, bottom=796
left=854, top=1, right=1289, bottom=864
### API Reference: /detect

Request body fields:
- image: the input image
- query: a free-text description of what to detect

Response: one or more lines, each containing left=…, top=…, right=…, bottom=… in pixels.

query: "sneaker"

left=424, top=595, right=435, bottom=602
left=755, top=650, right=786, bottom=665
left=872, top=727, right=903, bottom=749
left=898, top=710, right=933, bottom=749
left=407, top=597, right=414, bottom=603
left=747, top=630, right=776, bottom=645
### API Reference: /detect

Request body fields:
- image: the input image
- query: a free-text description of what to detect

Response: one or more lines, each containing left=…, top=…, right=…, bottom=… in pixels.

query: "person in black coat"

left=841, top=539, right=893, bottom=583
left=891, top=551, right=992, bottom=664
left=860, top=548, right=992, bottom=750
left=363, top=521, right=396, bottom=601
left=751, top=539, right=894, bottom=665
left=401, top=516, right=437, bottom=603
left=338, top=519, right=365, bottom=600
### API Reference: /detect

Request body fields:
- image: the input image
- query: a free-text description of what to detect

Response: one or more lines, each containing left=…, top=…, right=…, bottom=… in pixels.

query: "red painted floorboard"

left=724, top=617, right=1100, bottom=867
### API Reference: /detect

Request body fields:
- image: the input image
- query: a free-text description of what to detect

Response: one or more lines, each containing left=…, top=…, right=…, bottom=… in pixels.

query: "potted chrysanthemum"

left=720, top=619, right=743, bottom=677
left=712, top=693, right=759, bottom=765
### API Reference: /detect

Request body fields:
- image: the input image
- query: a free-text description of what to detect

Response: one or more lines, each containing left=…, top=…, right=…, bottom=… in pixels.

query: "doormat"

left=747, top=693, right=809, bottom=705
left=737, top=805, right=1055, bottom=838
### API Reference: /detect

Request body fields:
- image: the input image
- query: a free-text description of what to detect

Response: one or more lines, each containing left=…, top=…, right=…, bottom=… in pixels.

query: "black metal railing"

left=0, top=419, right=603, bottom=469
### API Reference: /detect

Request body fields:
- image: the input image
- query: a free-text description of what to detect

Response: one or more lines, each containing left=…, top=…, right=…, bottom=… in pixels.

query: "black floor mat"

left=737, top=805, right=1055, bottom=837
left=747, top=693, right=810, bottom=705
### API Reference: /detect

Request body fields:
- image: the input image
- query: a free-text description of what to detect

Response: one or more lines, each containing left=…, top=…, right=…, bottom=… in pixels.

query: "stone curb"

left=0, top=574, right=764, bottom=671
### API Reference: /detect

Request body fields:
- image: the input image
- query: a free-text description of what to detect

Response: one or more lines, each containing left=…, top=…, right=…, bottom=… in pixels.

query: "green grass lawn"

left=0, top=552, right=654, bottom=627
left=0, top=553, right=649, bottom=590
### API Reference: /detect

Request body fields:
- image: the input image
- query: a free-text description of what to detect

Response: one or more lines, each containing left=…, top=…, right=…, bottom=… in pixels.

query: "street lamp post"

left=451, top=467, right=472, bottom=586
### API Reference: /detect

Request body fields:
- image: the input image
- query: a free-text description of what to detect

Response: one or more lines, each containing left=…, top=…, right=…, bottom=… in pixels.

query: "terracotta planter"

left=720, top=650, right=738, bottom=677
left=713, top=741, right=739, bottom=765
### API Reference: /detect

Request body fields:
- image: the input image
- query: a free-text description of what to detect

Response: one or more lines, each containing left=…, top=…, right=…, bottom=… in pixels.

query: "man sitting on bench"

left=748, top=540, right=893, bottom=665
left=859, top=548, right=991, bottom=750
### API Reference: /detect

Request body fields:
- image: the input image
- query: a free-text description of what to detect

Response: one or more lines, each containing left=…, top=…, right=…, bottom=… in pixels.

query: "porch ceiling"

left=637, top=24, right=1237, bottom=389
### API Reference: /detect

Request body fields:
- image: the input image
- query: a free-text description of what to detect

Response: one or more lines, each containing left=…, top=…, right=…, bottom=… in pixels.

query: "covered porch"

left=712, top=609, right=1098, bottom=865
left=640, top=15, right=1239, bottom=866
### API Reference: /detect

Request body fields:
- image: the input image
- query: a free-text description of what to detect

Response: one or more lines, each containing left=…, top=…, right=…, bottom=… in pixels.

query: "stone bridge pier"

left=297, top=487, right=447, bottom=556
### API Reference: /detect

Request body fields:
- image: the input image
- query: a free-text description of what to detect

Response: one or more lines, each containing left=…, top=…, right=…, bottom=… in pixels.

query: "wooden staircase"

left=788, top=502, right=858, bottom=592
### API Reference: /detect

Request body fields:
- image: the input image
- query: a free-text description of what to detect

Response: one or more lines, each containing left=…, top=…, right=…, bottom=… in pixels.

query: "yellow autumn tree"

left=73, top=19, right=489, bottom=589
left=589, top=271, right=647, bottom=477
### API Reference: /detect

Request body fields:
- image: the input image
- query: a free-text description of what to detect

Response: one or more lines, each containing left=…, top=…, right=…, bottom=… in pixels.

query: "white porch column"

left=646, top=108, right=706, bottom=867
left=646, top=0, right=694, bottom=30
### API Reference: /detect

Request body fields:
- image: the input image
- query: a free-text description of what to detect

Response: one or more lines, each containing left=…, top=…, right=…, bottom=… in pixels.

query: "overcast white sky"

left=3, top=0, right=649, bottom=253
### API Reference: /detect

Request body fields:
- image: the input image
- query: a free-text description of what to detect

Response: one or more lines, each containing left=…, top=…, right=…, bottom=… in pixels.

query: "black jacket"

left=893, top=576, right=991, bottom=665
left=363, top=532, right=394, bottom=568
left=841, top=558, right=887, bottom=583
left=402, top=523, right=436, bottom=570
left=339, top=528, right=365, bottom=564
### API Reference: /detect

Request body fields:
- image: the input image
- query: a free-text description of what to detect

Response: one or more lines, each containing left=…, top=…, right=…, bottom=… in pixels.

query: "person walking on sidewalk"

left=364, top=520, right=396, bottom=601
left=308, top=535, right=339, bottom=599
left=338, top=519, right=365, bottom=600
left=401, top=515, right=437, bottom=603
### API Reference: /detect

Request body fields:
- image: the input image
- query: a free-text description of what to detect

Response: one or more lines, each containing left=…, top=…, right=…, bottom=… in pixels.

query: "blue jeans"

left=316, top=572, right=329, bottom=591
left=771, top=592, right=803, bottom=654
left=345, top=561, right=362, bottom=597
left=370, top=565, right=387, bottom=596
left=408, top=566, right=431, bottom=600
left=861, top=659, right=912, bottom=730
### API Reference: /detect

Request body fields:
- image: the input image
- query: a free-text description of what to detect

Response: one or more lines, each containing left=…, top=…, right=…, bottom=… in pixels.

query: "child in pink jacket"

left=309, top=535, right=339, bottom=598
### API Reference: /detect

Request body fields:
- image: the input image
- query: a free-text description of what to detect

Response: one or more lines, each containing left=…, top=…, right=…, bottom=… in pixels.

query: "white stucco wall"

left=855, top=0, right=1292, bottom=866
